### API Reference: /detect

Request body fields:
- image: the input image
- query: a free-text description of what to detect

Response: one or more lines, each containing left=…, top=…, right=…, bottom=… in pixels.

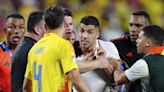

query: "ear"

left=146, top=40, right=152, bottom=48
left=34, top=26, right=40, bottom=35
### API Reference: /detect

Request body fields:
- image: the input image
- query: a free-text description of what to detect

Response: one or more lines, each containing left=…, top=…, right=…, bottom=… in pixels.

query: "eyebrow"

left=9, top=23, right=25, bottom=25
left=87, top=28, right=94, bottom=30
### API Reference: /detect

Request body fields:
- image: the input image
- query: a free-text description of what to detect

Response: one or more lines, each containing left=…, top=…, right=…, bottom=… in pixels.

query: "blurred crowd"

left=0, top=0, right=163, bottom=41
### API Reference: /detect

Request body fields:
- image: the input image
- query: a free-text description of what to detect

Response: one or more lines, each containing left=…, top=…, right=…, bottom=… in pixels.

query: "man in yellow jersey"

left=23, top=5, right=89, bottom=92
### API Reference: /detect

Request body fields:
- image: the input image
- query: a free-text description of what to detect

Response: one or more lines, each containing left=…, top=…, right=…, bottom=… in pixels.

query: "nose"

left=130, top=25, right=138, bottom=32
left=82, top=32, right=89, bottom=39
left=14, top=28, right=20, bottom=34
left=14, top=27, right=25, bottom=34
left=65, top=23, right=68, bottom=28
left=65, top=23, right=70, bottom=28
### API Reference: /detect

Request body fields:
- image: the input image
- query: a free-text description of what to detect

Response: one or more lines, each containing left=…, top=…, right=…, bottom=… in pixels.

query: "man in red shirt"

left=0, top=13, right=25, bottom=92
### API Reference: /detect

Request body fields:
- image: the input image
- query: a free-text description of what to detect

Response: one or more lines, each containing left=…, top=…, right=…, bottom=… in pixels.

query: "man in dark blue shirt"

left=11, top=10, right=47, bottom=92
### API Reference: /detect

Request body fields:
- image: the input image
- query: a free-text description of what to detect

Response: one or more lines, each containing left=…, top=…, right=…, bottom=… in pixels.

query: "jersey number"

left=34, top=61, right=42, bottom=92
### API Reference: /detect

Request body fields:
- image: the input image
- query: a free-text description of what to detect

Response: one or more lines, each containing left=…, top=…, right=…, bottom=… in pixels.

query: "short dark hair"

left=44, top=5, right=64, bottom=30
left=132, top=11, right=151, bottom=24
left=6, top=13, right=24, bottom=20
left=143, top=25, right=164, bottom=46
left=64, top=8, right=72, bottom=17
left=27, top=10, right=44, bottom=32
left=80, top=16, right=99, bottom=27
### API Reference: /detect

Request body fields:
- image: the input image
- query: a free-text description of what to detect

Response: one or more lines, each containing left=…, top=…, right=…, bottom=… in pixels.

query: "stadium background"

left=0, top=0, right=163, bottom=41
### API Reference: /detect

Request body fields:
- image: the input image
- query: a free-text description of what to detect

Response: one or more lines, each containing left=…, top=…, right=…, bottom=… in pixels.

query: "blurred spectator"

left=140, top=0, right=163, bottom=27
left=100, top=0, right=124, bottom=41
left=0, top=0, right=163, bottom=42
left=0, top=0, right=15, bottom=42
left=19, top=0, right=39, bottom=26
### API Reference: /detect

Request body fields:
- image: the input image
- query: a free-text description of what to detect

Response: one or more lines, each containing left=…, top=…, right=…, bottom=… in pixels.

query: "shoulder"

left=98, top=39, right=115, bottom=47
left=98, top=39, right=120, bottom=59
left=111, top=36, right=129, bottom=42
left=111, top=36, right=131, bottom=45
left=58, top=39, right=74, bottom=53
left=111, top=36, right=133, bottom=50
left=61, top=38, right=72, bottom=47
left=143, top=54, right=160, bottom=60
left=98, top=39, right=118, bottom=50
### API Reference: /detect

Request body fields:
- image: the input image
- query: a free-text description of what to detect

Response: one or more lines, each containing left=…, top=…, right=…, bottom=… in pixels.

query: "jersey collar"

left=148, top=46, right=164, bottom=55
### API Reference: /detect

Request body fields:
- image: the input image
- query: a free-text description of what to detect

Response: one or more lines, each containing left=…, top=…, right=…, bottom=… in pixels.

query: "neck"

left=48, top=27, right=64, bottom=38
left=25, top=32, right=39, bottom=41
left=82, top=49, right=92, bottom=55
left=5, top=41, right=17, bottom=50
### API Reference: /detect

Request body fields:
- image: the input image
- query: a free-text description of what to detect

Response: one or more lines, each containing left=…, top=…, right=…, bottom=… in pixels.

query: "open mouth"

left=131, top=35, right=138, bottom=39
left=66, top=32, right=71, bottom=36
left=12, top=36, right=20, bottom=42
left=81, top=40, right=89, bottom=45
left=64, top=31, right=71, bottom=38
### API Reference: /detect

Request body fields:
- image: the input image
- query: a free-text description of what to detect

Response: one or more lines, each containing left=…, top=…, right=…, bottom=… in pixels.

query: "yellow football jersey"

left=25, top=33, right=78, bottom=92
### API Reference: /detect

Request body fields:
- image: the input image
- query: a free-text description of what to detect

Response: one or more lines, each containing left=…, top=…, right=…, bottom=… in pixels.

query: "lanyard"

left=0, top=42, right=13, bottom=57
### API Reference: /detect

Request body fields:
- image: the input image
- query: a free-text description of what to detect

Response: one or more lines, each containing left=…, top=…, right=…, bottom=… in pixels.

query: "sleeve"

left=60, top=41, right=78, bottom=74
left=125, top=59, right=149, bottom=82
left=24, top=51, right=32, bottom=80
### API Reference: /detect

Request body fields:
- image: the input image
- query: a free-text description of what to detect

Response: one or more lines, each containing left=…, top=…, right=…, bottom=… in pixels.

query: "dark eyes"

left=129, top=23, right=143, bottom=28
left=7, top=25, right=25, bottom=30
left=79, top=29, right=85, bottom=33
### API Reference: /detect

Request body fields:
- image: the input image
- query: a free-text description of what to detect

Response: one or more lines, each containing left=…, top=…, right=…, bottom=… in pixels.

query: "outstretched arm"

left=77, top=56, right=109, bottom=73
left=111, top=59, right=149, bottom=85
left=107, top=58, right=129, bottom=85
left=77, top=47, right=109, bottom=73
left=67, top=68, right=89, bottom=92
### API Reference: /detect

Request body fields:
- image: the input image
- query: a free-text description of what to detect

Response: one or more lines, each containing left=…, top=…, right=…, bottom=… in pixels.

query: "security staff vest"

left=143, top=54, right=164, bottom=92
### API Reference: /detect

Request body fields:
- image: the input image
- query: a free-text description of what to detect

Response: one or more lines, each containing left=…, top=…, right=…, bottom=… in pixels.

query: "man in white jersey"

left=75, top=16, right=120, bottom=92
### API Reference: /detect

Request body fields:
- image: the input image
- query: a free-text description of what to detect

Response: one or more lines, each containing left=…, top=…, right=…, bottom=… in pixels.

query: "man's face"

left=64, top=16, right=73, bottom=40
left=129, top=15, right=148, bottom=42
left=78, top=23, right=99, bottom=50
left=4, top=18, right=25, bottom=45
left=136, top=31, right=149, bottom=54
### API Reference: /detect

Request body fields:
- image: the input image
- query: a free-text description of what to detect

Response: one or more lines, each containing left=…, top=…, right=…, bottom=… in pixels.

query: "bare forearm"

left=73, top=77, right=90, bottom=92
left=68, top=69, right=89, bottom=92
left=77, top=61, right=98, bottom=73
left=113, top=69, right=128, bottom=85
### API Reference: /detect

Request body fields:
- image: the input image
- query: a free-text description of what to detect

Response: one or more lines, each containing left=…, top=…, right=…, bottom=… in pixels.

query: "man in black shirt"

left=112, top=11, right=151, bottom=67
left=111, top=11, right=151, bottom=92
left=11, top=10, right=47, bottom=92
